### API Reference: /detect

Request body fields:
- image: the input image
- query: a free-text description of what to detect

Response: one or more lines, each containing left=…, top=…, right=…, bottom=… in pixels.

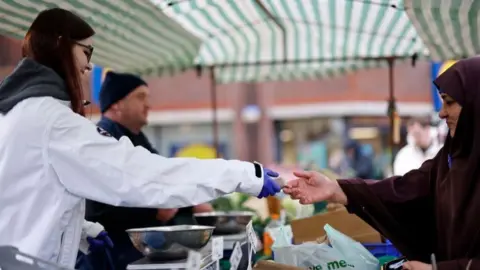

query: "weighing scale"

left=216, top=232, right=247, bottom=251
left=127, top=237, right=220, bottom=270
left=127, top=232, right=249, bottom=270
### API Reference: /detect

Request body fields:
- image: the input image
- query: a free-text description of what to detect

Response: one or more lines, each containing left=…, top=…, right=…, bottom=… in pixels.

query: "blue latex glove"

left=87, top=231, right=114, bottom=253
left=257, top=168, right=281, bottom=198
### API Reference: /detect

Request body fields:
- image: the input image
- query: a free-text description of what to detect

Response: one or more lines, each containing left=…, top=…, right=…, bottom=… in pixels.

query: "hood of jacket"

left=0, top=58, right=70, bottom=113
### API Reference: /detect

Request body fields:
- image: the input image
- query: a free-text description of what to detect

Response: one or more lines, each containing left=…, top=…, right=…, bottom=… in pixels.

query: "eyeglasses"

left=74, top=41, right=94, bottom=62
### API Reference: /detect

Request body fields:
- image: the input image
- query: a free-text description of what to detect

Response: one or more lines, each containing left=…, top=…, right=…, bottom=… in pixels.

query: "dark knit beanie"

left=99, top=71, right=148, bottom=113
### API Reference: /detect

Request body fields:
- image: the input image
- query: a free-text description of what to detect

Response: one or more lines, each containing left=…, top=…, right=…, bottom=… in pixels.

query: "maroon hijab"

left=432, top=57, right=480, bottom=260
left=338, top=57, right=480, bottom=265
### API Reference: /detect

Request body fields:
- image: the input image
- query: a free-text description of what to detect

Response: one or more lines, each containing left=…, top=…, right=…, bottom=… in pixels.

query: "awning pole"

left=387, top=57, right=398, bottom=171
left=253, top=0, right=287, bottom=63
left=209, top=66, right=220, bottom=158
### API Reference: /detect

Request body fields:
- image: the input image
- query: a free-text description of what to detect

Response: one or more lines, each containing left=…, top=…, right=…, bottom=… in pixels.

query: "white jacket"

left=0, top=97, right=264, bottom=268
left=393, top=132, right=442, bottom=176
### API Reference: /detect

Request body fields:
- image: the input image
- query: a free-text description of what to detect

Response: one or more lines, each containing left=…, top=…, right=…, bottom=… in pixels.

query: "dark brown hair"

left=22, top=8, right=95, bottom=116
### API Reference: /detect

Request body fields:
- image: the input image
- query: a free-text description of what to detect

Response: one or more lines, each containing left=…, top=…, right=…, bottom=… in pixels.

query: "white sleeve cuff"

left=79, top=221, right=105, bottom=254
left=82, top=220, right=105, bottom=238
left=234, top=161, right=264, bottom=197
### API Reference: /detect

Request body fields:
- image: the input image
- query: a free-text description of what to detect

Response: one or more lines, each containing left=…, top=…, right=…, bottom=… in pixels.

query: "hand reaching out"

left=401, top=261, right=432, bottom=270
left=283, top=170, right=348, bottom=205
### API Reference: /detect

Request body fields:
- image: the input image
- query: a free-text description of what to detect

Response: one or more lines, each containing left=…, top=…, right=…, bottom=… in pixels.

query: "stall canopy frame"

left=161, top=0, right=426, bottom=167
left=158, top=0, right=428, bottom=83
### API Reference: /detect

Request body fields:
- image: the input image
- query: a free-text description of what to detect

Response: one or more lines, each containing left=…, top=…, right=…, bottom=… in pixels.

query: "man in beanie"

left=85, top=71, right=213, bottom=269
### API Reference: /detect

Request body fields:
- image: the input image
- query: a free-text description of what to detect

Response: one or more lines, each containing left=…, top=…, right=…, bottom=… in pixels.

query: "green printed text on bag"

left=309, top=260, right=355, bottom=270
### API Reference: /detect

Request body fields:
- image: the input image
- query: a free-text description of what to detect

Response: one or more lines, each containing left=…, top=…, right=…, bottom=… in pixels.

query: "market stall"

left=0, top=1, right=439, bottom=269
left=154, top=3, right=428, bottom=267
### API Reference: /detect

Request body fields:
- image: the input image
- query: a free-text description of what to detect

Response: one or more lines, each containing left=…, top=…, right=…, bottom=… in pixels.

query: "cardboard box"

left=254, top=260, right=303, bottom=270
left=290, top=207, right=382, bottom=244
left=254, top=208, right=382, bottom=269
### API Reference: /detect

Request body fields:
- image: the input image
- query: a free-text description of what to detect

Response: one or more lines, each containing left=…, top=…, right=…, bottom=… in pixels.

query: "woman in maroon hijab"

left=284, top=56, right=480, bottom=270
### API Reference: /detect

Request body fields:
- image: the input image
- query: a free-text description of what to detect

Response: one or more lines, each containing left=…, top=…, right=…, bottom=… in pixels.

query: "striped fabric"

left=158, top=0, right=428, bottom=83
left=0, top=0, right=201, bottom=75
left=405, top=0, right=478, bottom=61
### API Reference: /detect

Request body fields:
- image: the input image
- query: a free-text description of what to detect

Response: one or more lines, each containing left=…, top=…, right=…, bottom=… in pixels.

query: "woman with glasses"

left=0, top=8, right=281, bottom=268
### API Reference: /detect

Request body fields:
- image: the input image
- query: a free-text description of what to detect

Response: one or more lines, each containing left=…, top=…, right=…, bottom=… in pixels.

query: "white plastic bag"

left=272, top=224, right=379, bottom=270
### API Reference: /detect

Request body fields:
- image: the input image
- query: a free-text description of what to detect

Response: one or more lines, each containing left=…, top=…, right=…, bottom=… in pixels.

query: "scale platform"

left=127, top=241, right=218, bottom=270
left=214, top=232, right=247, bottom=250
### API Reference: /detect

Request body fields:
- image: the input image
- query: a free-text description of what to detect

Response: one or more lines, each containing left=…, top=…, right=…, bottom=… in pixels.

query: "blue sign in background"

left=430, top=62, right=444, bottom=113
left=90, top=65, right=112, bottom=105
left=431, top=60, right=458, bottom=112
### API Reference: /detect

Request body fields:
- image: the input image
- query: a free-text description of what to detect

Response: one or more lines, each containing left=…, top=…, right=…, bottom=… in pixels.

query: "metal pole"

left=253, top=0, right=287, bottom=62
left=209, top=66, right=220, bottom=158
left=387, top=57, right=397, bottom=170
left=139, top=55, right=416, bottom=75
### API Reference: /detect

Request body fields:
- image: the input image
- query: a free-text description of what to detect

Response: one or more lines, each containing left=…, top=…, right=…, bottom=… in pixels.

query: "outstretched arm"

left=338, top=156, right=439, bottom=261
left=284, top=150, right=443, bottom=261
left=44, top=99, right=265, bottom=209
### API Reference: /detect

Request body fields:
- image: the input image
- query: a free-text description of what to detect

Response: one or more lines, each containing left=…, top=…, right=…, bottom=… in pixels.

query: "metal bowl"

left=193, top=211, right=254, bottom=235
left=126, top=225, right=214, bottom=261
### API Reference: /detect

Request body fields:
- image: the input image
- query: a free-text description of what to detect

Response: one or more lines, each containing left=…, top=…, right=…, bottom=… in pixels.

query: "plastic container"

left=263, top=214, right=282, bottom=257
left=363, top=240, right=401, bottom=258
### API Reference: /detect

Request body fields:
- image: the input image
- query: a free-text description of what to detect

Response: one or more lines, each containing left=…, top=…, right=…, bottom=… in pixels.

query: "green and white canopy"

left=0, top=0, right=201, bottom=75
left=157, top=0, right=428, bottom=83
left=405, top=0, right=478, bottom=61
left=1, top=0, right=431, bottom=83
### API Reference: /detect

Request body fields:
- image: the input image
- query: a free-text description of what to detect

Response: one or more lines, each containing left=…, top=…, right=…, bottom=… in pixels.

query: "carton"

left=290, top=207, right=381, bottom=244
left=253, top=208, right=382, bottom=269
left=254, top=260, right=303, bottom=270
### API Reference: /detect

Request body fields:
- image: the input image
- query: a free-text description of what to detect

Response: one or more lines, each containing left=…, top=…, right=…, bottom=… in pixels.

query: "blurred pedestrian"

left=344, top=140, right=375, bottom=179
left=393, top=117, right=441, bottom=176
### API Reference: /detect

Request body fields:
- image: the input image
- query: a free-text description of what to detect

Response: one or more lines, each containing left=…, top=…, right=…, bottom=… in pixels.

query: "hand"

left=282, top=170, right=347, bottom=205
left=402, top=261, right=432, bottom=270
left=86, top=231, right=114, bottom=252
left=156, top=208, right=179, bottom=222
left=193, top=203, right=214, bottom=213
left=257, top=168, right=281, bottom=198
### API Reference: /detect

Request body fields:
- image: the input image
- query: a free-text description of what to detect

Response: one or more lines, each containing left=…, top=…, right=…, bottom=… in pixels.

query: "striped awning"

left=0, top=0, right=201, bottom=75
left=157, top=0, right=428, bottom=83
left=404, top=0, right=477, bottom=61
